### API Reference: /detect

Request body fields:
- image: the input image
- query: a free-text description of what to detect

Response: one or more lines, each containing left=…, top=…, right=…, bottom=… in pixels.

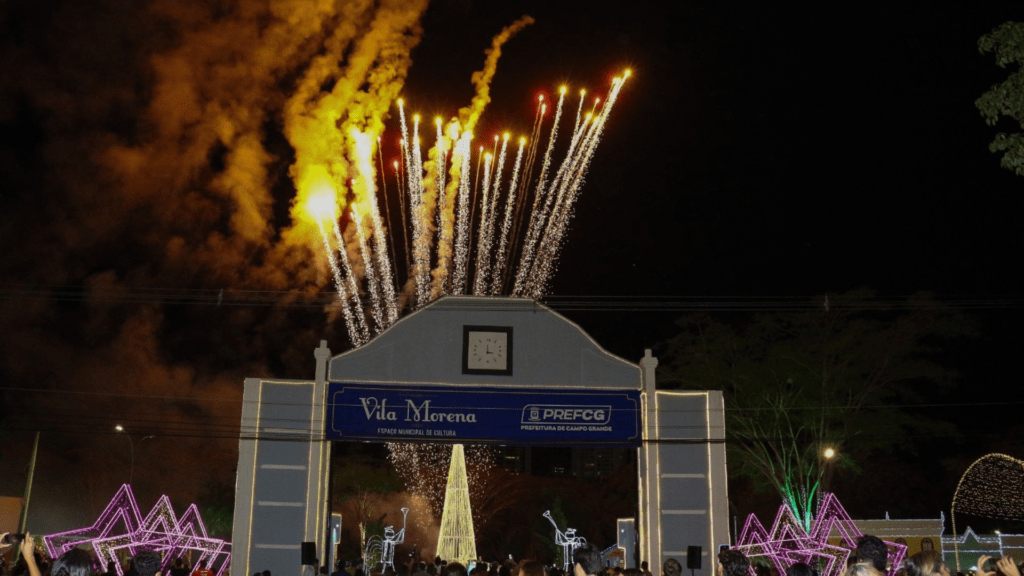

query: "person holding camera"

left=15, top=533, right=41, bottom=576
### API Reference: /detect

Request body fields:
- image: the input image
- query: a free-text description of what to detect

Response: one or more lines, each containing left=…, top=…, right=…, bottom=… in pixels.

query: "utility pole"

left=18, top=431, right=40, bottom=533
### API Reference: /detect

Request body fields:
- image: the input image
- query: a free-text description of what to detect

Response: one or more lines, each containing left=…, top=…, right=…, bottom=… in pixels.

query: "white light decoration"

left=436, top=444, right=477, bottom=563
left=365, top=508, right=408, bottom=572
left=951, top=454, right=1024, bottom=571
left=544, top=510, right=586, bottom=572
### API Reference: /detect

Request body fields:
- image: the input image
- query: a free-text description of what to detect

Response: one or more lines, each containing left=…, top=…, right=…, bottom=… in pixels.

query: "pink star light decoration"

left=43, top=484, right=231, bottom=576
left=732, top=493, right=906, bottom=576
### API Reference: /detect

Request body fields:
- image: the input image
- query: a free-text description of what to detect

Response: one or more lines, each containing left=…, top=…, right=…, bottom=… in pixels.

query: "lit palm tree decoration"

left=436, top=444, right=476, bottom=563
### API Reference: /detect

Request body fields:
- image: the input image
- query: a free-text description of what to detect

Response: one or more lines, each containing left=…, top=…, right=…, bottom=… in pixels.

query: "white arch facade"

left=231, top=296, right=728, bottom=576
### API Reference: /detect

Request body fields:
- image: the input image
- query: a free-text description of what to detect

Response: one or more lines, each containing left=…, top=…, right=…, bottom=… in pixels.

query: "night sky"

left=2, top=0, right=1024, bottom=540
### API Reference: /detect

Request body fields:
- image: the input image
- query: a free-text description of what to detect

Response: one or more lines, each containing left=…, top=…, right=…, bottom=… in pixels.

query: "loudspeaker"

left=301, top=542, right=317, bottom=566
left=687, top=546, right=702, bottom=570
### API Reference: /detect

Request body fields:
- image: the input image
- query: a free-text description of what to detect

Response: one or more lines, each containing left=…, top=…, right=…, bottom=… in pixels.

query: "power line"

left=3, top=281, right=1024, bottom=312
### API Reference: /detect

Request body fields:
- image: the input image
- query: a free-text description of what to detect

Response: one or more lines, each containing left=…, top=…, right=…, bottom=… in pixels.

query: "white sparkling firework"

left=316, top=218, right=360, bottom=343
left=524, top=73, right=630, bottom=297
left=434, top=119, right=449, bottom=245
left=490, top=137, right=526, bottom=295
left=479, top=134, right=509, bottom=293
left=512, top=90, right=564, bottom=297
left=353, top=130, right=399, bottom=326
left=410, top=115, right=431, bottom=307
left=386, top=443, right=495, bottom=521
left=451, top=134, right=473, bottom=295
left=332, top=219, right=370, bottom=344
left=471, top=152, right=494, bottom=295
left=313, top=72, right=629, bottom=349
left=351, top=206, right=384, bottom=332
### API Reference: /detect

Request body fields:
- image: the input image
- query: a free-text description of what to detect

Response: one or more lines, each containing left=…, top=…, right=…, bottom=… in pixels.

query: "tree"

left=977, top=22, right=1024, bottom=175
left=656, top=290, right=971, bottom=530
left=197, top=478, right=235, bottom=538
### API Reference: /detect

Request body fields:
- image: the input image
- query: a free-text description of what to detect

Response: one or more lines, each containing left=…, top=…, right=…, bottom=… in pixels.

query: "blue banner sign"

left=326, top=383, right=642, bottom=447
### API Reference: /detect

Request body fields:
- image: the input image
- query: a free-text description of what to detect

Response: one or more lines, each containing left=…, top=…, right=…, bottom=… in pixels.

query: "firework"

left=386, top=443, right=495, bottom=523
left=311, top=70, right=627, bottom=347
left=490, top=136, right=526, bottom=294
left=292, top=14, right=629, bottom=345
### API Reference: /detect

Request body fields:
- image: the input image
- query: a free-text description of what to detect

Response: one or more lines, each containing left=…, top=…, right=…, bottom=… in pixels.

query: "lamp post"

left=115, top=425, right=154, bottom=485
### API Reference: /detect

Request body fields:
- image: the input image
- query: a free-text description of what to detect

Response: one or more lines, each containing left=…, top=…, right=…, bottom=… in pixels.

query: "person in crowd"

left=0, top=533, right=15, bottom=558
left=641, top=562, right=653, bottom=576
left=169, top=559, right=190, bottom=576
left=904, top=551, right=949, bottom=576
left=334, top=560, right=355, bottom=576
left=131, top=551, right=162, bottom=576
left=15, top=535, right=44, bottom=576
left=21, top=534, right=94, bottom=576
left=662, top=558, right=682, bottom=576
left=48, top=546, right=94, bottom=576
left=787, top=563, right=815, bottom=576
left=976, top=556, right=1020, bottom=576
left=411, top=562, right=429, bottom=576
left=443, top=564, right=469, bottom=576
left=104, top=561, right=124, bottom=576
left=717, top=550, right=750, bottom=576
left=499, top=561, right=514, bottom=576
left=573, top=544, right=603, bottom=576
left=191, top=560, right=215, bottom=576
left=520, top=561, right=545, bottom=576
left=846, top=566, right=877, bottom=576
left=855, top=536, right=888, bottom=576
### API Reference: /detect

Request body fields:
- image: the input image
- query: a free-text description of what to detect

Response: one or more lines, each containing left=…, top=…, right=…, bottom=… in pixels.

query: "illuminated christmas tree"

left=436, top=444, right=477, bottom=563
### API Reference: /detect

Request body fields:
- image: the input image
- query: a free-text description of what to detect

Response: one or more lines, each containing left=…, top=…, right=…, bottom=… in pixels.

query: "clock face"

left=462, top=326, right=513, bottom=375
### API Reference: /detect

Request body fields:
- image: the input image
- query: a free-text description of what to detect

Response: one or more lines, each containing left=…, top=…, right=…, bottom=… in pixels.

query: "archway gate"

left=231, top=296, right=728, bottom=576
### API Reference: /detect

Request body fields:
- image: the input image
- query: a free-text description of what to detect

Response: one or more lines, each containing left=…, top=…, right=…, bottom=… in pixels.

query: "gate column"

left=231, top=342, right=332, bottom=576
left=639, top=350, right=729, bottom=576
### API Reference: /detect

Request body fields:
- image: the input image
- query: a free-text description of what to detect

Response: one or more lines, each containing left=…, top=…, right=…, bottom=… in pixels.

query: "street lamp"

left=815, top=446, right=838, bottom=514
left=115, top=426, right=154, bottom=486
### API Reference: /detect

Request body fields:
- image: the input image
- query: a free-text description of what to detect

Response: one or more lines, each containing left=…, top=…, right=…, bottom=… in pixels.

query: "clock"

left=462, top=325, right=513, bottom=375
